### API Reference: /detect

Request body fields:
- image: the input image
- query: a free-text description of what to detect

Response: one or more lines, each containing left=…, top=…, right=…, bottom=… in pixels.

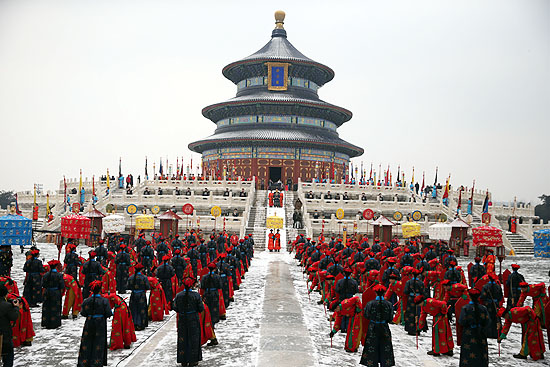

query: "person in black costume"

left=41, top=260, right=65, bottom=329
left=115, top=244, right=131, bottom=294
left=128, top=263, right=150, bottom=331
left=77, top=280, right=112, bottom=367
left=172, top=278, right=204, bottom=366
left=359, top=284, right=395, bottom=366
left=458, top=288, right=489, bottom=367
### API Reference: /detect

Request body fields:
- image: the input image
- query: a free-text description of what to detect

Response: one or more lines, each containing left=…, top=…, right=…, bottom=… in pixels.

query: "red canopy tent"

left=61, top=214, right=91, bottom=240
left=84, top=208, right=105, bottom=246
left=158, top=210, right=182, bottom=238
left=372, top=215, right=396, bottom=245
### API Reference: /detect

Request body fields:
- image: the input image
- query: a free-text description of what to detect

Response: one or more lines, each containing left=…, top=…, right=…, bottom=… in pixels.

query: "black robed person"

left=114, top=245, right=131, bottom=293
left=41, top=260, right=65, bottom=329
left=458, top=288, right=489, bottom=367
left=360, top=284, right=395, bottom=366
left=77, top=280, right=112, bottom=367
left=173, top=277, right=204, bottom=367
left=128, top=263, right=150, bottom=331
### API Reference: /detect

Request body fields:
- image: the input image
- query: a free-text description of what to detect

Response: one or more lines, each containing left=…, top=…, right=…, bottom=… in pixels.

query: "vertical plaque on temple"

left=266, top=62, right=289, bottom=91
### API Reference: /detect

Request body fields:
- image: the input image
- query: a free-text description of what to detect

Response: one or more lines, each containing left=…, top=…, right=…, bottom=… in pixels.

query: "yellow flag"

left=33, top=184, right=37, bottom=206
left=79, top=169, right=83, bottom=193
left=106, top=169, right=110, bottom=188
left=46, top=194, right=51, bottom=215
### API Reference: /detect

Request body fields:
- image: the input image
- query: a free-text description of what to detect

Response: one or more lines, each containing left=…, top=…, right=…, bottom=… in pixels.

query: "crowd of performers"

left=0, top=229, right=254, bottom=367
left=291, top=234, right=550, bottom=366
left=268, top=189, right=283, bottom=208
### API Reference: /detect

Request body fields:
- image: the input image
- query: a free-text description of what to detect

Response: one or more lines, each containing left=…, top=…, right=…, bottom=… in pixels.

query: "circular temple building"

left=189, top=11, right=363, bottom=188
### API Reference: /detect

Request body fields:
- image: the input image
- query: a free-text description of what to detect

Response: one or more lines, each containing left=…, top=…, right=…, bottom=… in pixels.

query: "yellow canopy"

left=401, top=222, right=421, bottom=238
left=266, top=215, right=283, bottom=229
left=135, top=214, right=154, bottom=230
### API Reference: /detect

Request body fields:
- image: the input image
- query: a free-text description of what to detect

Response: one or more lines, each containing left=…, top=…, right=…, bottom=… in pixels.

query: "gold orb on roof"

left=274, top=10, right=285, bottom=29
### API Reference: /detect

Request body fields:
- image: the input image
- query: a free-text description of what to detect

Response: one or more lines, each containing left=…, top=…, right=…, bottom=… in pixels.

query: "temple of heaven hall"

left=189, top=11, right=363, bottom=188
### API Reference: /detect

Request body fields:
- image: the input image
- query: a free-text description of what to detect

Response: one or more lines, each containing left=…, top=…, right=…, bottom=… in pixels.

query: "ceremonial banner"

left=211, top=206, right=221, bottom=218
left=336, top=208, right=345, bottom=220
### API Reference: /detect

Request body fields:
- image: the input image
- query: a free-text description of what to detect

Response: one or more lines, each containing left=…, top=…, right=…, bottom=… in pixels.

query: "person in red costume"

left=481, top=248, right=496, bottom=274
left=106, top=293, right=136, bottom=350
left=329, top=296, right=363, bottom=352
left=498, top=305, right=546, bottom=360
left=517, top=282, right=548, bottom=328
left=62, top=273, right=82, bottom=319
left=148, top=276, right=170, bottom=322
left=274, top=229, right=281, bottom=252
left=268, top=230, right=275, bottom=252
left=415, top=295, right=454, bottom=356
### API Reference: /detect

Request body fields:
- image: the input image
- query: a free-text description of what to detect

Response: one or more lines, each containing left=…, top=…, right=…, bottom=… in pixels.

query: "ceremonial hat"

left=511, top=264, right=520, bottom=270
left=441, top=279, right=451, bottom=286
left=207, top=262, right=217, bottom=270
left=134, top=263, right=144, bottom=271
left=373, top=284, right=386, bottom=294
left=31, top=249, right=40, bottom=256
left=489, top=273, right=499, bottom=282
left=474, top=256, right=481, bottom=262
left=162, top=255, right=170, bottom=262
left=119, top=244, right=127, bottom=249
left=519, top=281, right=528, bottom=287
left=449, top=260, right=457, bottom=266
left=48, top=259, right=60, bottom=267
left=343, top=266, right=352, bottom=273
left=184, top=277, right=195, bottom=288
left=89, top=251, right=96, bottom=258
left=90, top=280, right=103, bottom=292
left=174, top=249, right=181, bottom=255
left=468, top=288, right=481, bottom=298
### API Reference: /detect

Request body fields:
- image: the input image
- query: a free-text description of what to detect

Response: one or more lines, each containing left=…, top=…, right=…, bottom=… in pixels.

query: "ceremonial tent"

left=450, top=217, right=470, bottom=255
left=61, top=214, right=91, bottom=240
left=372, top=215, right=395, bottom=244
left=102, top=214, right=125, bottom=234
left=158, top=210, right=182, bottom=238
left=428, top=222, right=452, bottom=241
left=472, top=226, right=502, bottom=247
left=0, top=214, right=32, bottom=246
left=401, top=222, right=421, bottom=238
left=533, top=229, right=550, bottom=258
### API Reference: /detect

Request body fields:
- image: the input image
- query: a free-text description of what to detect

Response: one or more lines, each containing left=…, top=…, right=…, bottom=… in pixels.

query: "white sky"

left=0, top=0, right=548, bottom=203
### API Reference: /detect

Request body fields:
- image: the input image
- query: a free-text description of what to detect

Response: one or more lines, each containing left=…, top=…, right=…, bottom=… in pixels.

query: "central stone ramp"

left=257, top=255, right=316, bottom=367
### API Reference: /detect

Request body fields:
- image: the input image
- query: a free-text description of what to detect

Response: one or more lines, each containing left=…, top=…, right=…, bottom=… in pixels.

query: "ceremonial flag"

left=470, top=180, right=475, bottom=201
left=14, top=194, right=21, bottom=215
left=106, top=169, right=110, bottom=188
left=482, top=191, right=489, bottom=213
left=397, top=165, right=400, bottom=181
left=46, top=194, right=51, bottom=215
left=421, top=172, right=425, bottom=192
left=457, top=187, right=463, bottom=209
left=412, top=167, right=415, bottom=184
left=34, top=184, right=37, bottom=206
left=79, top=169, right=83, bottom=194
left=369, top=163, right=372, bottom=180
left=159, top=158, right=163, bottom=175
left=442, top=176, right=449, bottom=199
left=92, top=175, right=95, bottom=196
left=434, top=166, right=438, bottom=185
left=119, top=157, right=122, bottom=177
left=145, top=157, right=148, bottom=178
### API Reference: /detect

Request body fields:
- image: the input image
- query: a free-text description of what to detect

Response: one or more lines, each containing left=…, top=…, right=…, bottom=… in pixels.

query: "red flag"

left=457, top=187, right=462, bottom=209
left=421, top=172, right=425, bottom=192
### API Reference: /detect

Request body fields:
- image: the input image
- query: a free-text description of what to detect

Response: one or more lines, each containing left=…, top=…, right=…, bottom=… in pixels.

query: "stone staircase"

left=246, top=190, right=268, bottom=251
left=505, top=231, right=534, bottom=256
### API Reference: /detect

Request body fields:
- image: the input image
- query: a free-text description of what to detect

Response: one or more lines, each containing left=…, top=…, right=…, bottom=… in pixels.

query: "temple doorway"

left=269, top=166, right=282, bottom=183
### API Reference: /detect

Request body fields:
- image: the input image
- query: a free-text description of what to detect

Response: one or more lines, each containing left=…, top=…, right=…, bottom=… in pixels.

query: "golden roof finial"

left=274, top=10, right=285, bottom=29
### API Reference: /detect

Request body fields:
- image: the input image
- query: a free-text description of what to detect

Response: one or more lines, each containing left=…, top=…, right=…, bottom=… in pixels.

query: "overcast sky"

left=0, top=0, right=548, bottom=203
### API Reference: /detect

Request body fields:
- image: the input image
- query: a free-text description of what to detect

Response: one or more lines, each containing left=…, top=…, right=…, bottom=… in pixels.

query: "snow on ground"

left=7, top=243, right=550, bottom=366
